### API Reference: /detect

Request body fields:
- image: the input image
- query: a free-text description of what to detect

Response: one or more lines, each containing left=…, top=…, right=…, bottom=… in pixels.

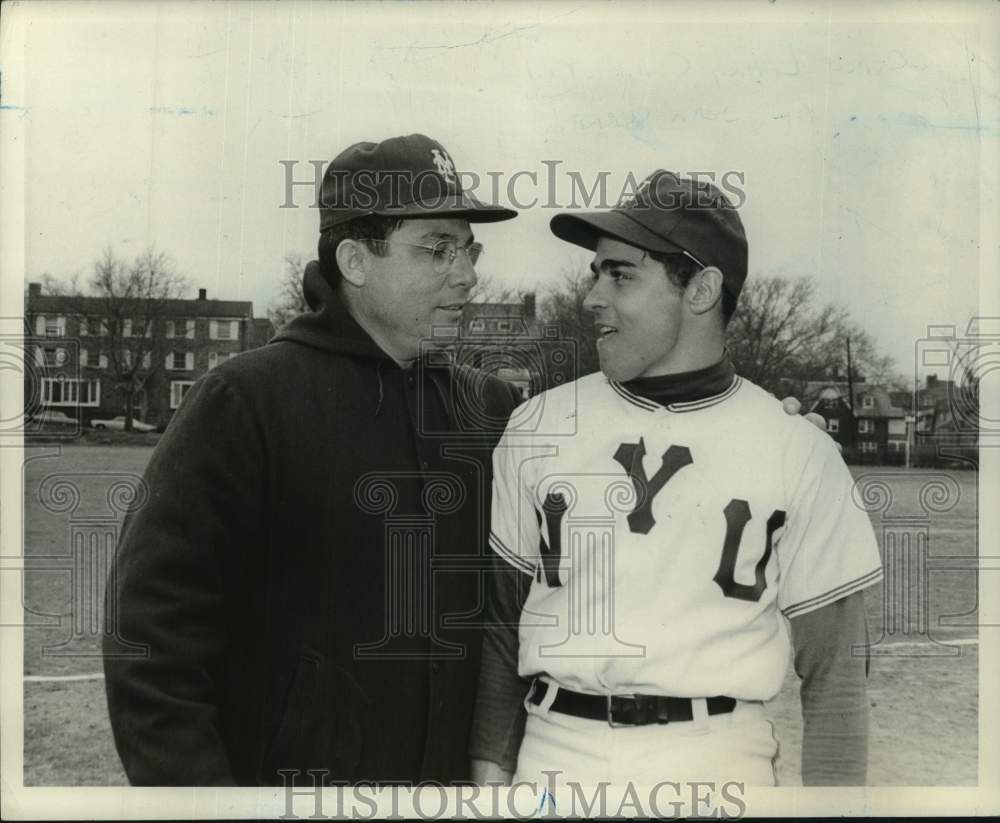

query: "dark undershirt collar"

left=621, top=352, right=735, bottom=407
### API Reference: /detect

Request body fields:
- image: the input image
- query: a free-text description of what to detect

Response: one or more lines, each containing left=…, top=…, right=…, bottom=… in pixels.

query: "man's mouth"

left=595, top=323, right=618, bottom=341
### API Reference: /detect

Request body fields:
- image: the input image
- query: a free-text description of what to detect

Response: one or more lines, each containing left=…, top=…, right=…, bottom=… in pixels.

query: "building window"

left=41, top=377, right=100, bottom=407
left=210, top=319, right=238, bottom=340
left=887, top=418, right=906, bottom=436
left=858, top=418, right=874, bottom=434
left=496, top=320, right=512, bottom=333
left=99, top=352, right=108, bottom=369
left=44, top=316, right=66, bottom=337
left=826, top=418, right=839, bottom=433
left=170, top=381, right=195, bottom=409
left=859, top=441, right=878, bottom=454
left=142, top=351, right=151, bottom=369
left=861, top=395, right=874, bottom=409
left=79, top=317, right=89, bottom=337
left=208, top=351, right=237, bottom=370
left=123, top=319, right=132, bottom=338
left=166, top=319, right=194, bottom=338
left=470, top=319, right=486, bottom=332
left=166, top=351, right=194, bottom=371
left=40, top=347, right=66, bottom=366
left=79, top=349, right=88, bottom=367
left=889, top=441, right=904, bottom=451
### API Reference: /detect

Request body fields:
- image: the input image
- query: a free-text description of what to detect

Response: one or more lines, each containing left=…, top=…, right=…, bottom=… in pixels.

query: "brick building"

left=25, top=283, right=274, bottom=429
left=808, top=382, right=909, bottom=464
left=459, top=293, right=576, bottom=398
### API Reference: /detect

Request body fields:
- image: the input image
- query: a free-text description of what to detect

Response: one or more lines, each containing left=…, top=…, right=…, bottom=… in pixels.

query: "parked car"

left=90, top=416, right=156, bottom=433
left=28, top=410, right=78, bottom=427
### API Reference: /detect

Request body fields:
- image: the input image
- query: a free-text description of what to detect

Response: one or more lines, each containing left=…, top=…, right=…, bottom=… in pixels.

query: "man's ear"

left=336, top=239, right=368, bottom=288
left=688, top=266, right=723, bottom=316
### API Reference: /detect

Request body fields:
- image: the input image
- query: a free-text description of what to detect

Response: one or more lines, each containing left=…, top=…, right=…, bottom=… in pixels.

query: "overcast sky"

left=3, top=0, right=997, bottom=380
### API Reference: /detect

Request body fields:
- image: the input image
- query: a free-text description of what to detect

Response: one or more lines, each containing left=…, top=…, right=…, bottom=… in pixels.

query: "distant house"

left=809, top=386, right=857, bottom=454
left=459, top=293, right=574, bottom=398
left=855, top=386, right=909, bottom=461
left=916, top=373, right=980, bottom=436
left=808, top=383, right=908, bottom=463
left=25, top=283, right=274, bottom=429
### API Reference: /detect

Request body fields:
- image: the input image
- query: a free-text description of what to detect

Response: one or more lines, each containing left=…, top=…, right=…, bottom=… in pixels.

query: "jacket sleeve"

left=469, top=554, right=532, bottom=772
left=790, top=589, right=872, bottom=786
left=102, top=372, right=265, bottom=785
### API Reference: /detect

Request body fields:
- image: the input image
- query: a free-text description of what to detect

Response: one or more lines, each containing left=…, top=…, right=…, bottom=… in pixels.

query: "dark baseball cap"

left=319, top=133, right=516, bottom=231
left=550, top=170, right=748, bottom=301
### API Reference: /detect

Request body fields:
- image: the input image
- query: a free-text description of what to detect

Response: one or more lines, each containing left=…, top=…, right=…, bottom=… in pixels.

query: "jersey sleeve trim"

left=782, top=566, right=883, bottom=619
left=489, top=530, right=536, bottom=577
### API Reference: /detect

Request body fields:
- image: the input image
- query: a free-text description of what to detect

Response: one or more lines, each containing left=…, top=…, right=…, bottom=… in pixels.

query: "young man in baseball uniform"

left=469, top=171, right=883, bottom=787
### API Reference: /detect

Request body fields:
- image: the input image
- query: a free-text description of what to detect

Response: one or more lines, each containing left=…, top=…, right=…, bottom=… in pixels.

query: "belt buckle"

left=607, top=694, right=639, bottom=728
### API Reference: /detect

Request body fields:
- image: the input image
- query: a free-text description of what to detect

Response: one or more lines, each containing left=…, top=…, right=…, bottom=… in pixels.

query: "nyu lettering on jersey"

left=489, top=371, right=883, bottom=702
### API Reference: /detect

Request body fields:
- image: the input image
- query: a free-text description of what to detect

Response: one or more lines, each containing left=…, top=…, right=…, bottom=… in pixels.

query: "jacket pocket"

left=259, top=649, right=369, bottom=784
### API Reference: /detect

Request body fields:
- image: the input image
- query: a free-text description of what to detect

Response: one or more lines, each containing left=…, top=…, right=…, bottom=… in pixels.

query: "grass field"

left=20, top=447, right=979, bottom=786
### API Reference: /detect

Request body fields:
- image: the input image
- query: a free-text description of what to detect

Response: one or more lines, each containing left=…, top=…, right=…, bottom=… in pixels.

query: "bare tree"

left=727, top=275, right=897, bottom=397
left=469, top=270, right=522, bottom=306
left=62, top=247, right=188, bottom=431
left=537, top=262, right=600, bottom=381
left=726, top=277, right=843, bottom=394
left=268, top=253, right=310, bottom=330
left=30, top=271, right=82, bottom=297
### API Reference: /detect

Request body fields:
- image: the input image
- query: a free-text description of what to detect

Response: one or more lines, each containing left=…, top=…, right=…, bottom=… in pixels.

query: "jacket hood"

left=270, top=261, right=395, bottom=362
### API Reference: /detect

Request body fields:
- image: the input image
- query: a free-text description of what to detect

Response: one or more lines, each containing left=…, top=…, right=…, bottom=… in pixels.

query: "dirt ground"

left=19, top=448, right=980, bottom=786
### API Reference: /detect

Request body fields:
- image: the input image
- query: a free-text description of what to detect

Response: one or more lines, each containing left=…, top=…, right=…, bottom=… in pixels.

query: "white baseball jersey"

left=489, top=371, right=883, bottom=702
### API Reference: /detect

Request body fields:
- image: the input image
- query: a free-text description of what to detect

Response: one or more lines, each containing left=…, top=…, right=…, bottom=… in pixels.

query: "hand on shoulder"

left=781, top=396, right=842, bottom=451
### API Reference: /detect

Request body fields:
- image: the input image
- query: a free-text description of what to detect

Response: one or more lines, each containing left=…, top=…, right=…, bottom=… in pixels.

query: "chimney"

left=523, top=292, right=536, bottom=319
left=927, top=374, right=938, bottom=388
left=28, top=282, right=41, bottom=299
left=198, top=288, right=207, bottom=300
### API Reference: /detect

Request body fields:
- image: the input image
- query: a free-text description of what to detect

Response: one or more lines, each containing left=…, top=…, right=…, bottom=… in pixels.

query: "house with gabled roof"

left=808, top=382, right=909, bottom=463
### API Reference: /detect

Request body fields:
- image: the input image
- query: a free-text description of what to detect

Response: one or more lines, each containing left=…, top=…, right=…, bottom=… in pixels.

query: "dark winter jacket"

left=103, top=266, right=522, bottom=785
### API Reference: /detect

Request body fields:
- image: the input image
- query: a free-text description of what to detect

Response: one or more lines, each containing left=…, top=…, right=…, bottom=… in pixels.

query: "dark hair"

left=648, top=251, right=738, bottom=326
left=317, top=215, right=404, bottom=287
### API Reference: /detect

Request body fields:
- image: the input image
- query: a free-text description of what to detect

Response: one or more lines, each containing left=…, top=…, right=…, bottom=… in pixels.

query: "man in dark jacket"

left=103, top=134, right=523, bottom=786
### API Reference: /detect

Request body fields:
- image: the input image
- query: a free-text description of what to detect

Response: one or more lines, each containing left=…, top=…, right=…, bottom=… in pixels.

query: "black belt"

left=528, top=680, right=737, bottom=727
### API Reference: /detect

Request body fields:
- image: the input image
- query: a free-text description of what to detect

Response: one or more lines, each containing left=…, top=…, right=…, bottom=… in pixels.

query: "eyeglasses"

left=372, top=239, right=484, bottom=274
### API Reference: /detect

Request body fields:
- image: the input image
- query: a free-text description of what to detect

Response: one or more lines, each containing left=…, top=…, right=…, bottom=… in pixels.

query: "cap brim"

left=550, top=211, right=684, bottom=254
left=376, top=192, right=516, bottom=223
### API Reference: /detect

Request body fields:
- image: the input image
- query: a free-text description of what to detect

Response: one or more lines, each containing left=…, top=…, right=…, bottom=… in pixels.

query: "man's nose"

left=450, top=252, right=478, bottom=290
left=583, top=278, right=605, bottom=312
